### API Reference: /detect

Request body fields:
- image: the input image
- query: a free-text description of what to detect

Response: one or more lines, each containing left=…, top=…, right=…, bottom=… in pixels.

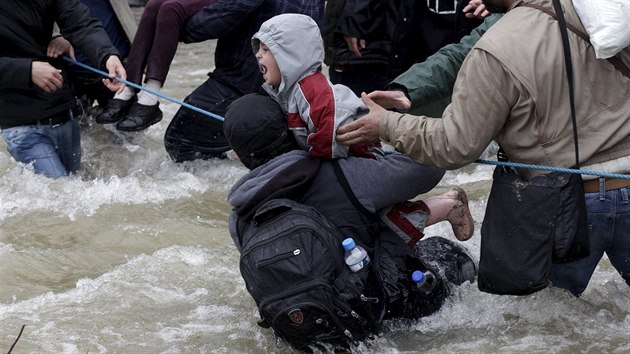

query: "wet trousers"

left=125, top=0, right=215, bottom=85
left=550, top=184, right=630, bottom=296
left=1, top=115, right=80, bottom=178
left=164, top=76, right=239, bottom=162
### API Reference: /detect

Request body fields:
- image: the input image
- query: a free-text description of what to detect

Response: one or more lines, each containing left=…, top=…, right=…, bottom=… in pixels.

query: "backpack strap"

left=551, top=0, right=580, bottom=169
left=521, top=3, right=630, bottom=79
left=331, top=160, right=381, bottom=222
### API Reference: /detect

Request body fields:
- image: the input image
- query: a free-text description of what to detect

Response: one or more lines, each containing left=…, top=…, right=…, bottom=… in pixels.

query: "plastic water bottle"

left=411, top=270, right=436, bottom=293
left=342, top=238, right=370, bottom=272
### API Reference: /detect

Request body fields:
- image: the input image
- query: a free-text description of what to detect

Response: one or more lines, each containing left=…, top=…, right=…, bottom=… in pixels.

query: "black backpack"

left=238, top=198, right=386, bottom=351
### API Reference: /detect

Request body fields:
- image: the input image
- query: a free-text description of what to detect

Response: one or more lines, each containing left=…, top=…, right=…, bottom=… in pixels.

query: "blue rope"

left=65, top=57, right=630, bottom=180
left=476, top=159, right=630, bottom=180
left=62, top=56, right=224, bottom=122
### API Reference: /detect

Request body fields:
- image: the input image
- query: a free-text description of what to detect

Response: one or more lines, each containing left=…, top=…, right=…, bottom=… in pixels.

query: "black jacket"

left=323, top=0, right=482, bottom=80
left=0, top=0, right=118, bottom=125
left=182, top=0, right=325, bottom=96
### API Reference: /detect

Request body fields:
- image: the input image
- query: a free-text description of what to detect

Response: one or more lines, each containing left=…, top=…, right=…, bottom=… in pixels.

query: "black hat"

left=224, top=94, right=295, bottom=169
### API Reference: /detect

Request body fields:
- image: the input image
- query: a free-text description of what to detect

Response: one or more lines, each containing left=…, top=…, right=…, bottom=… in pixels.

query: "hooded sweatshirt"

left=252, top=14, right=380, bottom=159
left=227, top=150, right=445, bottom=251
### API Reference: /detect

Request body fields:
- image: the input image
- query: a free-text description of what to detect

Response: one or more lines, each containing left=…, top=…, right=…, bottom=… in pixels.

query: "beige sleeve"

left=379, top=49, right=515, bottom=170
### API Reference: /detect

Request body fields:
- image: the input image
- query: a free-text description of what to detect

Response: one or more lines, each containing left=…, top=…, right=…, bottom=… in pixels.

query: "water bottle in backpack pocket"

left=238, top=199, right=384, bottom=350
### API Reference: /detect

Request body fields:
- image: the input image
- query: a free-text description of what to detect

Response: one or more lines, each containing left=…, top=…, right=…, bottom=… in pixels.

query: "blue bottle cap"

left=411, top=270, right=425, bottom=283
left=342, top=238, right=356, bottom=251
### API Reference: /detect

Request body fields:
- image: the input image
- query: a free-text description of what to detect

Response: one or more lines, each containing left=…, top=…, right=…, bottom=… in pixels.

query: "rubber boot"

left=424, top=187, right=474, bottom=241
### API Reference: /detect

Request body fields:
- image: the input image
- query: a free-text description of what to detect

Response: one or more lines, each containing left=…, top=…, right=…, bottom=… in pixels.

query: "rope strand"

left=64, top=56, right=630, bottom=180
left=62, top=56, right=224, bottom=121
left=476, top=159, right=630, bottom=180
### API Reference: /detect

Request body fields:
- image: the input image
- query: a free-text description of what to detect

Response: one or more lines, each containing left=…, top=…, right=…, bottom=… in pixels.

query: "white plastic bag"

left=572, top=0, right=630, bottom=59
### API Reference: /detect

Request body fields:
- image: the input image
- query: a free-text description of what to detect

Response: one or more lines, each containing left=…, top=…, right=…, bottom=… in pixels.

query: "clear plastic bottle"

left=342, top=238, right=370, bottom=272
left=411, top=270, right=436, bottom=293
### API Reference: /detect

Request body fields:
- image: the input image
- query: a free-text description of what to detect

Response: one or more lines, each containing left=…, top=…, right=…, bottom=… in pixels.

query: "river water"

left=1, top=18, right=629, bottom=354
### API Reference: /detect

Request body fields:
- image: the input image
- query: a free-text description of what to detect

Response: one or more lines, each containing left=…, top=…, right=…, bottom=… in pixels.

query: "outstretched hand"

left=336, top=93, right=385, bottom=145
left=366, top=90, right=411, bottom=110
left=102, top=55, right=127, bottom=94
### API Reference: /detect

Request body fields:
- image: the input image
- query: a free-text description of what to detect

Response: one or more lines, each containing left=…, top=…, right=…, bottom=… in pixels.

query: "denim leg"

left=550, top=186, right=630, bottom=296
left=53, top=119, right=81, bottom=175
left=606, top=187, right=630, bottom=287
left=2, top=125, right=68, bottom=178
left=1, top=118, right=80, bottom=178
left=549, top=190, right=613, bottom=296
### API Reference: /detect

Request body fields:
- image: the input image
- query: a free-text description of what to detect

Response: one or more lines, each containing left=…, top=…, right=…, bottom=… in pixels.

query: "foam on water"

left=2, top=37, right=629, bottom=353
left=0, top=245, right=247, bottom=352
left=0, top=112, right=248, bottom=222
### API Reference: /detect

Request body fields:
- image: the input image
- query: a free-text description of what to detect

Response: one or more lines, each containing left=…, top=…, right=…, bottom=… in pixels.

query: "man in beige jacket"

left=336, top=0, right=630, bottom=297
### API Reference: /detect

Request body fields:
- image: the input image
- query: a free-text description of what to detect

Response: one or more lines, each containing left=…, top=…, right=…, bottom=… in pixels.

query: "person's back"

left=335, top=0, right=630, bottom=297
left=224, top=93, right=477, bottom=348
left=163, top=0, right=326, bottom=162
left=468, top=0, right=630, bottom=177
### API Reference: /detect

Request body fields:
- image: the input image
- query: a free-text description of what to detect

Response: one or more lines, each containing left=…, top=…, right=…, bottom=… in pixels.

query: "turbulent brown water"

left=1, top=12, right=628, bottom=354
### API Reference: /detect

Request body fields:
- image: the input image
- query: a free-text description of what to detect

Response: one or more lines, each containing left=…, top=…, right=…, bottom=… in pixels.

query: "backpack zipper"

left=256, top=248, right=301, bottom=269
left=241, top=210, right=344, bottom=269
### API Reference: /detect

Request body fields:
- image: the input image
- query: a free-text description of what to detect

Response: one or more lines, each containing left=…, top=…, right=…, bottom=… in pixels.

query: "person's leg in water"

left=550, top=186, right=630, bottom=296
left=414, top=236, right=477, bottom=286
left=381, top=187, right=475, bottom=247
left=1, top=114, right=81, bottom=178
left=164, top=78, right=239, bottom=162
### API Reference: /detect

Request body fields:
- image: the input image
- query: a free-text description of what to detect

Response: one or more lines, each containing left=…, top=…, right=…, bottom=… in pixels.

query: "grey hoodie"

left=227, top=150, right=445, bottom=250
left=252, top=14, right=373, bottom=159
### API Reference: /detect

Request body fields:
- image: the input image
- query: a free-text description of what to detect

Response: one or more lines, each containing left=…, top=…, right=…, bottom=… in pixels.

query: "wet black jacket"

left=0, top=0, right=118, bottom=125
left=323, top=0, right=482, bottom=80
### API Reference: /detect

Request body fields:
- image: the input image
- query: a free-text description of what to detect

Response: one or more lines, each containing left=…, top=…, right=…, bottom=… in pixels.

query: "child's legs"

left=125, top=0, right=171, bottom=84
left=144, top=0, right=216, bottom=84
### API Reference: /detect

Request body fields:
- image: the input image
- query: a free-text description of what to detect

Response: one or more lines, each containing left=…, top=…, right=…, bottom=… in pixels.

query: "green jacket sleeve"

left=390, top=14, right=502, bottom=115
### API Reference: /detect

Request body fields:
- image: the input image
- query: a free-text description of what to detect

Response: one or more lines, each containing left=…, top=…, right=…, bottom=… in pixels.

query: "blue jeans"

left=550, top=185, right=630, bottom=296
left=1, top=118, right=81, bottom=178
